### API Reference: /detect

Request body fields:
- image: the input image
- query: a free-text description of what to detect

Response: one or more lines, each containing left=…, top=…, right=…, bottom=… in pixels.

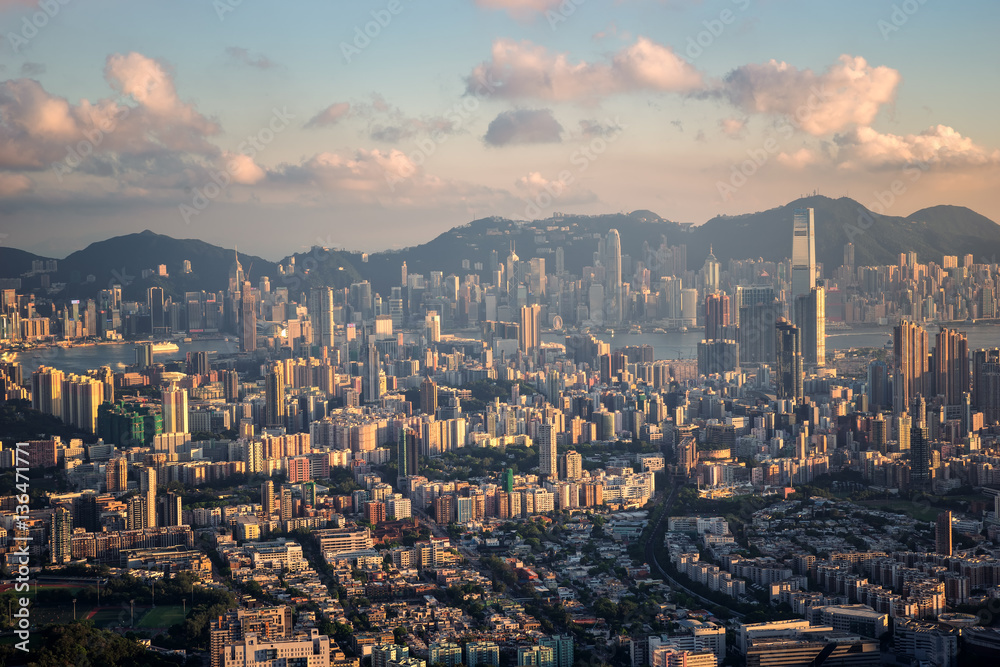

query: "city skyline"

left=0, top=1, right=997, bottom=257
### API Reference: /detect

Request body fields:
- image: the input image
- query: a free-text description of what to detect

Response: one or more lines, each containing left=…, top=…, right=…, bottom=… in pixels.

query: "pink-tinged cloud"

left=721, top=55, right=900, bottom=135
left=466, top=37, right=703, bottom=101
left=776, top=148, right=819, bottom=169
left=719, top=117, right=746, bottom=138
left=222, top=152, right=267, bottom=185
left=306, top=102, right=351, bottom=128
left=474, top=0, right=563, bottom=20
left=835, top=125, right=1000, bottom=170
left=0, top=172, right=31, bottom=196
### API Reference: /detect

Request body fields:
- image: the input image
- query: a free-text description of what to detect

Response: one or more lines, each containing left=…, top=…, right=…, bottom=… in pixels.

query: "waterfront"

left=10, top=339, right=237, bottom=375
left=543, top=324, right=1000, bottom=361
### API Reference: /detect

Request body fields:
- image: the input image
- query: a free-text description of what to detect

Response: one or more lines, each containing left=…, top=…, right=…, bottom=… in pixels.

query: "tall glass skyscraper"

left=605, top=229, right=622, bottom=325
left=791, top=208, right=816, bottom=298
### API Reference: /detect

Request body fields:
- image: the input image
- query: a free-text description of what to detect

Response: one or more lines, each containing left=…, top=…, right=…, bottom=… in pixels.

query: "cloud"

left=578, top=118, right=624, bottom=138
left=474, top=0, right=563, bottom=20
left=834, top=125, right=1000, bottom=170
left=0, top=172, right=31, bottom=196
left=306, top=102, right=351, bottom=128
left=20, top=62, right=45, bottom=76
left=222, top=152, right=267, bottom=185
left=466, top=37, right=703, bottom=101
left=484, top=109, right=563, bottom=146
left=225, top=47, right=278, bottom=70
left=776, top=148, right=819, bottom=169
left=719, top=117, right=746, bottom=138
left=719, top=55, right=900, bottom=135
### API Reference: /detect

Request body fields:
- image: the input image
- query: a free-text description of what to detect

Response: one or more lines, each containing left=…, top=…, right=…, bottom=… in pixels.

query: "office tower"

left=791, top=208, right=816, bottom=298
left=190, top=350, right=209, bottom=377
left=735, top=285, right=779, bottom=365
left=261, top=480, right=276, bottom=517
left=894, top=320, right=930, bottom=414
left=135, top=342, right=153, bottom=369
left=538, top=423, right=556, bottom=480
left=775, top=319, right=803, bottom=402
left=700, top=245, right=721, bottom=294
left=265, top=365, right=285, bottom=427
left=162, top=386, right=189, bottom=434
left=867, top=360, right=890, bottom=412
left=126, top=495, right=149, bottom=530
left=605, top=228, right=622, bottom=324
left=159, top=491, right=182, bottom=527
left=365, top=343, right=383, bottom=403
left=397, top=428, right=418, bottom=480
left=228, top=248, right=245, bottom=293
left=424, top=310, right=441, bottom=343
left=872, top=413, right=888, bottom=452
left=936, top=511, right=953, bottom=556
left=972, top=349, right=1000, bottom=425
left=420, top=375, right=437, bottom=415
left=909, top=423, right=930, bottom=489
left=49, top=506, right=72, bottom=564
left=697, top=339, right=740, bottom=376
left=933, top=327, right=969, bottom=405
left=843, top=242, right=855, bottom=268
left=704, top=293, right=731, bottom=340
left=148, top=286, right=165, bottom=333
left=519, top=304, right=541, bottom=354
left=528, top=257, right=546, bottom=299
left=793, top=285, right=826, bottom=368
left=140, top=466, right=157, bottom=528
left=240, top=281, right=256, bottom=353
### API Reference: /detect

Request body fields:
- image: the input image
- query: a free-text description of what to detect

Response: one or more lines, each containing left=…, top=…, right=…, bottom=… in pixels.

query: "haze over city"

left=2, top=2, right=1000, bottom=667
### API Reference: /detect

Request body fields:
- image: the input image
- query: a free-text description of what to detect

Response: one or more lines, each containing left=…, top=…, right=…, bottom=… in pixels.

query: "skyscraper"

left=50, top=506, right=72, bottom=564
left=704, top=293, right=731, bottom=341
left=159, top=491, right=182, bottom=527
left=240, top=281, right=256, bottom=353
left=700, top=246, right=721, bottom=294
left=519, top=304, right=540, bottom=354
left=775, top=318, right=803, bottom=402
left=605, top=229, right=622, bottom=325
left=309, top=286, right=335, bottom=350
left=972, top=348, right=1000, bottom=425
left=791, top=208, right=816, bottom=298
left=935, top=511, right=952, bottom=556
left=261, top=480, right=275, bottom=517
left=148, top=286, right=165, bottom=334
left=140, top=466, right=157, bottom=528
left=398, top=428, right=419, bottom=480
left=420, top=375, right=438, bottom=416
left=736, top=286, right=780, bottom=365
left=894, top=320, right=930, bottom=414
left=910, top=423, right=930, bottom=490
left=538, top=423, right=556, bottom=480
left=933, top=327, right=969, bottom=405
left=162, top=386, right=189, bottom=434
left=265, top=365, right=285, bottom=427
left=793, top=285, right=826, bottom=368
left=867, top=360, right=890, bottom=412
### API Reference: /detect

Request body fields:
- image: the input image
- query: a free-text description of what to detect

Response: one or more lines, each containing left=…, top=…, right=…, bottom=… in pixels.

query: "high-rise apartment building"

left=519, top=304, right=541, bottom=354
left=933, top=327, right=969, bottom=405
left=538, top=423, right=556, bottom=480
left=972, top=348, right=1000, bottom=425
left=308, top=286, right=335, bottom=350
left=936, top=511, right=952, bottom=556
left=162, top=386, right=189, bottom=434
left=265, top=365, right=285, bottom=427
left=894, top=320, right=930, bottom=415
left=793, top=285, right=826, bottom=368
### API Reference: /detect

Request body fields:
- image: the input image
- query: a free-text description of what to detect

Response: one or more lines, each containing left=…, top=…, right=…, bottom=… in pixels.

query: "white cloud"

left=834, top=125, right=1000, bottom=170
left=776, top=148, right=819, bottom=169
left=466, top=37, right=703, bottom=101
left=474, top=0, right=563, bottom=20
left=720, top=55, right=900, bottom=135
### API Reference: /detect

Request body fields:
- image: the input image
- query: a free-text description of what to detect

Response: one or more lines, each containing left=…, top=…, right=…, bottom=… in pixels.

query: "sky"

left=0, top=0, right=997, bottom=259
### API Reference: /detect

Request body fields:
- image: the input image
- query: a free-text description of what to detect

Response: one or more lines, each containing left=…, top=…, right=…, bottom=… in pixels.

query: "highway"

left=643, top=476, right=746, bottom=619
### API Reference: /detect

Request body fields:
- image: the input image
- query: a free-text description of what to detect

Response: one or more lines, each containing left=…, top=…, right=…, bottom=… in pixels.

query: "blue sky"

left=0, top=0, right=997, bottom=258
